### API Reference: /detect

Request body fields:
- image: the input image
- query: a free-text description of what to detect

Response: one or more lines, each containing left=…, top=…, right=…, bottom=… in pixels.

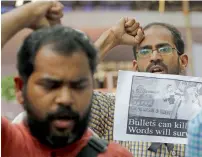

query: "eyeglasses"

left=136, top=45, right=179, bottom=58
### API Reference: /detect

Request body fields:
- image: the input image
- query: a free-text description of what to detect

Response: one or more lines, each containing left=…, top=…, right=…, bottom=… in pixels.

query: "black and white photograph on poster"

left=113, top=71, right=202, bottom=144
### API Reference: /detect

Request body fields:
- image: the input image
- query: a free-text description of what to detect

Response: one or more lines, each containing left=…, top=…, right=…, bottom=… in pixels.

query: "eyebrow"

left=38, top=77, right=89, bottom=84
left=138, top=43, right=172, bottom=50
left=156, top=43, right=172, bottom=48
left=69, top=77, right=89, bottom=84
left=138, top=45, right=152, bottom=50
left=38, top=78, right=63, bottom=84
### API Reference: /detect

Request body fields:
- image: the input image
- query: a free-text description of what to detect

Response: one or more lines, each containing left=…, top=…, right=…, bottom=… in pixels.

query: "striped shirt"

left=89, top=91, right=186, bottom=157
left=186, top=110, right=202, bottom=157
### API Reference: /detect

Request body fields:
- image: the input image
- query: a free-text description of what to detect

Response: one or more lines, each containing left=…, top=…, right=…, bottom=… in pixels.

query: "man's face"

left=17, top=45, right=93, bottom=148
left=133, top=26, right=187, bottom=75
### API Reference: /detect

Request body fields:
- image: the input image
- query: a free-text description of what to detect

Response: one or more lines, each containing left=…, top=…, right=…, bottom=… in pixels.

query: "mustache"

left=146, top=61, right=168, bottom=72
left=47, top=106, right=80, bottom=121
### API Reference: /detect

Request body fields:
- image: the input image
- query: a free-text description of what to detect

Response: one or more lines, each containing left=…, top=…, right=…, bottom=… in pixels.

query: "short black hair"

left=17, top=25, right=98, bottom=82
left=132, top=22, right=185, bottom=59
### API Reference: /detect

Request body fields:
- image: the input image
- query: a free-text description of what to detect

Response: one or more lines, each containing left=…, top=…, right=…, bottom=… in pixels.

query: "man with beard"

left=2, top=1, right=135, bottom=157
left=89, top=22, right=188, bottom=156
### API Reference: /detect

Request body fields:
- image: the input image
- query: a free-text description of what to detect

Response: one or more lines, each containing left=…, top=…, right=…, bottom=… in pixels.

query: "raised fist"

left=110, top=17, right=144, bottom=46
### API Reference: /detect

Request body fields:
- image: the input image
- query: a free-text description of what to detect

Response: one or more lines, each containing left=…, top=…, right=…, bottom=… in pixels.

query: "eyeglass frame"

left=136, top=44, right=182, bottom=58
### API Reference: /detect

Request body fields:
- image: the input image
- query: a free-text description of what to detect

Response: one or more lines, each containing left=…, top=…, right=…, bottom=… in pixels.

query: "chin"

left=27, top=115, right=88, bottom=149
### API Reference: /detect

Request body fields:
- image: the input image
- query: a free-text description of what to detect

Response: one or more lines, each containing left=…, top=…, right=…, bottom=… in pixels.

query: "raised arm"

left=1, top=1, right=64, bottom=48
left=94, top=17, right=144, bottom=61
left=1, top=2, right=64, bottom=152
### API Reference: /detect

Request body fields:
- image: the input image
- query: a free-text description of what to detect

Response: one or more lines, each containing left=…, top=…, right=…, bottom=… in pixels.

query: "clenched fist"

left=29, top=1, right=64, bottom=29
left=110, top=17, right=144, bottom=46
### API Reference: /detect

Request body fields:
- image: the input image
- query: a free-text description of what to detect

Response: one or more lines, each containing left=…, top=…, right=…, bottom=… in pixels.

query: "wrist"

left=109, top=27, right=121, bottom=47
left=105, top=28, right=121, bottom=49
left=95, top=29, right=118, bottom=54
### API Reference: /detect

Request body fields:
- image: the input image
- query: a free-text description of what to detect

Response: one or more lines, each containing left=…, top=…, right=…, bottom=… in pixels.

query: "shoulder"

left=2, top=116, right=11, bottom=133
left=92, top=91, right=115, bottom=108
left=93, top=90, right=116, bottom=101
left=2, top=117, right=28, bottom=154
left=89, top=91, right=116, bottom=139
left=91, top=90, right=116, bottom=118
left=102, top=142, right=133, bottom=157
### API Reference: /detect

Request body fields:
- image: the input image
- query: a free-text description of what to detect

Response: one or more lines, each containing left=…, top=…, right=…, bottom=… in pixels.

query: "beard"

left=22, top=87, right=91, bottom=149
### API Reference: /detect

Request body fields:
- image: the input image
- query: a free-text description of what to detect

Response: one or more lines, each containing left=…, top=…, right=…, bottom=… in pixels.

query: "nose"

left=150, top=50, right=163, bottom=64
left=56, top=86, right=74, bottom=106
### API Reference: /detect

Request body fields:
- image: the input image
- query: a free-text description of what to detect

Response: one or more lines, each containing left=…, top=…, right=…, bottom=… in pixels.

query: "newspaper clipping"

left=113, top=71, right=202, bottom=144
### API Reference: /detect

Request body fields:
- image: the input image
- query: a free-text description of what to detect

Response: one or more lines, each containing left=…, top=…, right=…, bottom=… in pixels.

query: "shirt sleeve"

left=186, top=110, right=202, bottom=157
left=89, top=91, right=115, bottom=140
left=1, top=117, right=22, bottom=156
left=2, top=117, right=13, bottom=147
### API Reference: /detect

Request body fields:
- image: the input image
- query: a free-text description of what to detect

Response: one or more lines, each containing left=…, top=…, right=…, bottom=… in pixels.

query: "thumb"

left=118, top=17, right=127, bottom=27
left=133, top=28, right=144, bottom=44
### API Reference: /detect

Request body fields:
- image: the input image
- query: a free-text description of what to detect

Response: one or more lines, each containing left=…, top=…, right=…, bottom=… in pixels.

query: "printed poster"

left=113, top=71, right=202, bottom=144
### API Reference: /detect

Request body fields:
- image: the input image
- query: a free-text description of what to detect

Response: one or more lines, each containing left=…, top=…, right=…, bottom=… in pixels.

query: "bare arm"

left=94, top=29, right=117, bottom=61
left=94, top=17, right=144, bottom=61
left=1, top=6, right=32, bottom=47
left=1, top=1, right=63, bottom=48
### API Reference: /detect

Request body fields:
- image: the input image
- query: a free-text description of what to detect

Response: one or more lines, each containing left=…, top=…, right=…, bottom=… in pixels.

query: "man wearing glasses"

left=132, top=23, right=187, bottom=75
left=89, top=22, right=188, bottom=157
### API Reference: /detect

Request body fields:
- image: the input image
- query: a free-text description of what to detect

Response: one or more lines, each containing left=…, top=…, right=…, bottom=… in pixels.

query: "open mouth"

left=149, top=66, right=165, bottom=74
left=151, top=68, right=163, bottom=73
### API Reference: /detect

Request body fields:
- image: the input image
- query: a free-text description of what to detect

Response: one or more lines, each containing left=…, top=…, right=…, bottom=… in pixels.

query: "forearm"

left=1, top=2, right=53, bottom=48
left=94, top=29, right=117, bottom=61
left=1, top=4, right=38, bottom=48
